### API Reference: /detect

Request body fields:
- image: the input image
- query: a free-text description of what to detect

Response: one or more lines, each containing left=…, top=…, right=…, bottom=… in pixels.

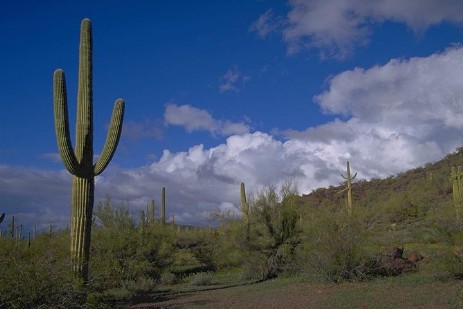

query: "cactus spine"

left=161, top=187, right=166, bottom=225
left=340, top=161, right=357, bottom=216
left=53, top=18, right=125, bottom=282
left=451, top=166, right=463, bottom=220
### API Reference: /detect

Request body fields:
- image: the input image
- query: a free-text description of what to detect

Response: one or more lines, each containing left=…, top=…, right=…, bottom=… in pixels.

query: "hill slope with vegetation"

left=1, top=149, right=463, bottom=308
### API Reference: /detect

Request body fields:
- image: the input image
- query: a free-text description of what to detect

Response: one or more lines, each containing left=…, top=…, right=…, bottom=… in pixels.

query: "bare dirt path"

left=127, top=277, right=463, bottom=309
left=128, top=281, right=333, bottom=308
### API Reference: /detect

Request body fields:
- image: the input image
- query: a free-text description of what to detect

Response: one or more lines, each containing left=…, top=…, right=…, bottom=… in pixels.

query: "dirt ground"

left=127, top=278, right=463, bottom=309
left=128, top=282, right=333, bottom=309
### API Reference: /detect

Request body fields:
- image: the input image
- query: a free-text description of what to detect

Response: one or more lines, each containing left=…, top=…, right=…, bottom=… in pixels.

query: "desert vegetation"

left=1, top=19, right=463, bottom=308
left=1, top=148, right=463, bottom=307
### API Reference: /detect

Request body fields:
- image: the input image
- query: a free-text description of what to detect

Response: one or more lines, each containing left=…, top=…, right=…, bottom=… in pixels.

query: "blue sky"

left=2, top=0, right=463, bottom=229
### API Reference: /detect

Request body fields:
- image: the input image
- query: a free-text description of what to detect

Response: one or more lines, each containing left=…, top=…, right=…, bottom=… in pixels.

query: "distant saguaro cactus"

left=451, top=166, right=463, bottom=220
left=161, top=187, right=166, bottom=225
left=149, top=200, right=156, bottom=225
left=9, top=216, right=15, bottom=239
left=53, top=18, right=125, bottom=282
left=340, top=161, right=357, bottom=216
left=240, top=182, right=250, bottom=239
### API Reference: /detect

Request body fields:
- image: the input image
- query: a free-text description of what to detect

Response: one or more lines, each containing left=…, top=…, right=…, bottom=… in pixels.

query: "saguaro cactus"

left=240, top=182, right=250, bottom=239
left=0, top=213, right=5, bottom=224
left=340, top=161, right=357, bottom=216
left=451, top=166, right=463, bottom=220
left=9, top=216, right=15, bottom=239
left=53, top=18, right=125, bottom=282
left=161, top=187, right=166, bottom=225
left=149, top=200, right=156, bottom=225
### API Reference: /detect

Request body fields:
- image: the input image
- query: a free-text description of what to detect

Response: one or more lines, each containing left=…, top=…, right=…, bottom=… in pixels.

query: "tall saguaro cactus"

left=53, top=18, right=125, bottom=282
left=340, top=161, right=357, bottom=216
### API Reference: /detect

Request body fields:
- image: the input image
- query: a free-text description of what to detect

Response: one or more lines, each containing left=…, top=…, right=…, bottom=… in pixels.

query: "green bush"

left=0, top=233, right=85, bottom=308
left=241, top=183, right=302, bottom=280
left=189, top=272, right=214, bottom=286
left=89, top=199, right=176, bottom=292
left=303, top=209, right=374, bottom=282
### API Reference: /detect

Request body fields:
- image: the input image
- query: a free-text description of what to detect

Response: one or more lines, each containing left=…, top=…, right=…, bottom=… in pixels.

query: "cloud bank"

left=3, top=47, right=463, bottom=229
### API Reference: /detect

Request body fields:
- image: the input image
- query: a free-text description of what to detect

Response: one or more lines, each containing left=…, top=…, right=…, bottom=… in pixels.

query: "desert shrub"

left=159, top=271, right=177, bottom=285
left=211, top=220, right=246, bottom=269
left=175, top=230, right=218, bottom=272
left=0, top=233, right=85, bottom=308
left=433, top=218, right=463, bottom=278
left=241, top=183, right=302, bottom=280
left=189, top=272, right=214, bottom=286
left=121, top=277, right=157, bottom=292
left=303, top=208, right=374, bottom=282
left=89, top=198, right=176, bottom=293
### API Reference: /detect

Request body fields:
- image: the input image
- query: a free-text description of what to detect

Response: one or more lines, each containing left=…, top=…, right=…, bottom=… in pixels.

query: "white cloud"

left=219, top=66, right=251, bottom=92
left=289, top=46, right=463, bottom=172
left=164, top=103, right=250, bottom=136
left=249, top=9, right=282, bottom=38
left=4, top=47, right=463, bottom=229
left=315, top=47, right=463, bottom=128
left=253, top=0, right=463, bottom=58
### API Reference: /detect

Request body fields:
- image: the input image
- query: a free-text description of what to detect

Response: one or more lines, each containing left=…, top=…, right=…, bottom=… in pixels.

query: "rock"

left=385, top=246, right=404, bottom=259
left=407, top=251, right=423, bottom=263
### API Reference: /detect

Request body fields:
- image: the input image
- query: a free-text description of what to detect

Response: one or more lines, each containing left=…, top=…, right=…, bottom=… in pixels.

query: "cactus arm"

left=94, top=99, right=125, bottom=175
left=53, top=69, right=81, bottom=175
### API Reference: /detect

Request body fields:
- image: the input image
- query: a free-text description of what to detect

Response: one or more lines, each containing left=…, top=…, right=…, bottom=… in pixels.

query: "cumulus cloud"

left=74, top=132, right=349, bottom=226
left=4, top=47, right=463, bottom=229
left=164, top=103, right=250, bottom=136
left=252, top=0, right=463, bottom=58
left=316, top=46, right=463, bottom=126
left=219, top=66, right=251, bottom=92
left=287, top=46, right=463, bottom=170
